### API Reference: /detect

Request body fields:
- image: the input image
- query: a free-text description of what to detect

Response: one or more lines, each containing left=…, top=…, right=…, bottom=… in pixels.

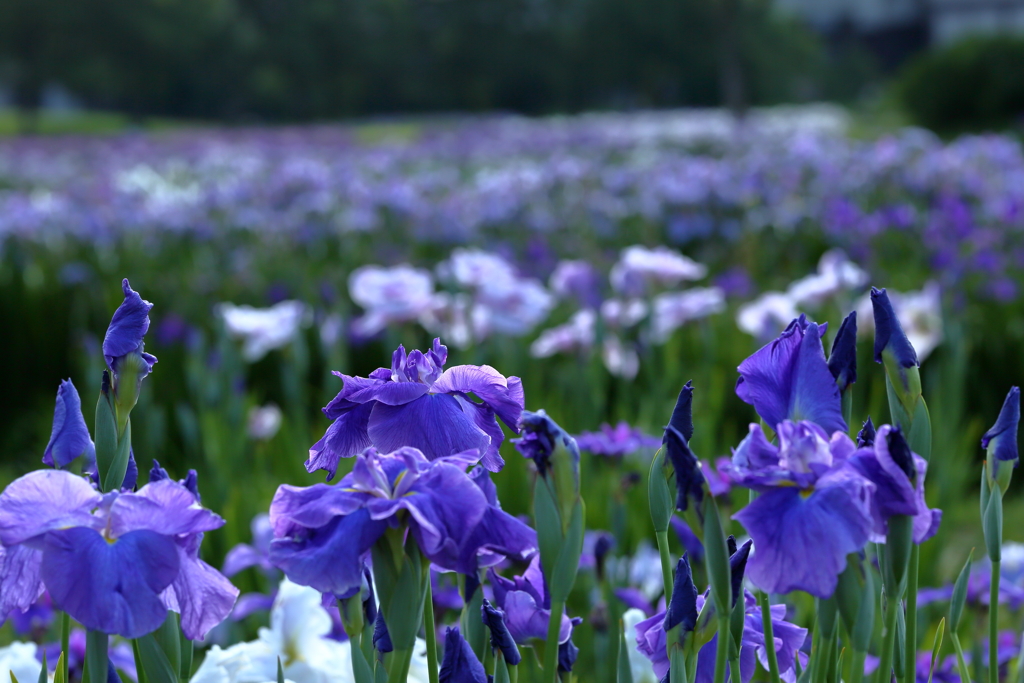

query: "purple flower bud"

left=870, top=287, right=918, bottom=368
left=481, top=599, right=521, bottom=665
left=102, top=279, right=158, bottom=381
left=857, top=418, right=876, bottom=448
left=42, top=380, right=95, bottom=469
left=372, top=611, right=392, bottom=653
left=439, top=627, right=487, bottom=683
left=983, top=387, right=1020, bottom=464
left=664, top=555, right=698, bottom=634
left=827, top=311, right=857, bottom=392
left=729, top=540, right=753, bottom=605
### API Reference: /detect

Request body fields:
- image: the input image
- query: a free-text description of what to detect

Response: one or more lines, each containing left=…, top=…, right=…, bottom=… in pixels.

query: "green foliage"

left=895, top=36, right=1024, bottom=134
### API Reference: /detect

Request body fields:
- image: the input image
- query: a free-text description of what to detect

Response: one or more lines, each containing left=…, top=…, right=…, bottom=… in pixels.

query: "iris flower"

left=487, top=556, right=576, bottom=645
left=307, top=338, right=524, bottom=480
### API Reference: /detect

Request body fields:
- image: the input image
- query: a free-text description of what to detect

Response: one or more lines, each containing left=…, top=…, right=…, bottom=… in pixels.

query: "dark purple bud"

left=668, top=381, right=694, bottom=443
left=439, top=627, right=488, bottom=683
left=870, top=288, right=918, bottom=368
left=857, top=418, right=876, bottom=448
left=106, top=657, right=123, bottom=683
left=372, top=611, right=392, bottom=653
left=663, top=554, right=698, bottom=634
left=183, top=470, right=201, bottom=501
left=886, top=426, right=916, bottom=481
left=663, top=426, right=704, bottom=514
left=481, top=599, right=521, bottom=666
left=729, top=539, right=753, bottom=606
left=726, top=535, right=737, bottom=557
left=594, top=533, right=615, bottom=581
left=149, top=459, right=170, bottom=482
left=464, top=570, right=481, bottom=604
left=983, top=387, right=1020, bottom=464
left=122, top=451, right=138, bottom=490
left=558, top=633, right=579, bottom=673
left=827, top=311, right=857, bottom=392
left=42, top=380, right=95, bottom=469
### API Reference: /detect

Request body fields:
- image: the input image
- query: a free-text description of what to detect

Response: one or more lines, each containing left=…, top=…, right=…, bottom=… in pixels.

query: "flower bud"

left=983, top=386, right=1019, bottom=494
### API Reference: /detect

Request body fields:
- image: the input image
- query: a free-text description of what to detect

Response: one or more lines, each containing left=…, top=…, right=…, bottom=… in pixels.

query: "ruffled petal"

left=109, top=480, right=224, bottom=538
left=0, top=470, right=101, bottom=546
left=0, top=545, right=44, bottom=619
left=367, top=394, right=490, bottom=461
left=43, top=380, right=95, bottom=469
left=432, top=365, right=524, bottom=429
left=306, top=402, right=374, bottom=481
left=734, top=472, right=873, bottom=597
left=450, top=507, right=537, bottom=574
left=453, top=396, right=505, bottom=472
left=502, top=591, right=572, bottom=644
left=42, top=527, right=180, bottom=638
left=102, top=280, right=154, bottom=366
left=404, top=464, right=489, bottom=568
left=161, top=536, right=239, bottom=640
left=269, top=508, right=387, bottom=596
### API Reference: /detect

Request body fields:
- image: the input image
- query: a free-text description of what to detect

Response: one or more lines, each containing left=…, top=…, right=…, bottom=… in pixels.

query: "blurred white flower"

left=856, top=281, right=943, bottom=361
left=219, top=301, right=310, bottom=362
left=786, top=249, right=869, bottom=308
left=548, top=260, right=602, bottom=307
left=602, top=335, right=640, bottom=380
left=601, top=298, right=649, bottom=329
left=248, top=404, right=283, bottom=441
left=622, top=609, right=658, bottom=683
left=439, top=248, right=518, bottom=289
left=349, top=264, right=435, bottom=338
left=0, top=642, right=44, bottom=683
left=420, top=292, right=473, bottom=349
left=191, top=579, right=431, bottom=683
left=319, top=314, right=344, bottom=348
left=474, top=277, right=555, bottom=338
left=650, top=287, right=726, bottom=342
left=628, top=542, right=664, bottom=601
left=610, top=246, right=707, bottom=296
left=530, top=309, right=597, bottom=358
left=736, top=291, right=799, bottom=339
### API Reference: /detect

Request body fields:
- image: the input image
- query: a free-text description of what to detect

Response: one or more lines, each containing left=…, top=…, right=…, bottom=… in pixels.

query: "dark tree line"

left=0, top=0, right=866, bottom=123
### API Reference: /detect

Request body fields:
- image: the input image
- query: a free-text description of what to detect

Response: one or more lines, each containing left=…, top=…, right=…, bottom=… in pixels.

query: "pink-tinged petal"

left=306, top=402, right=374, bottom=481
left=0, top=470, right=101, bottom=546
left=109, top=480, right=224, bottom=537
left=42, top=527, right=179, bottom=638
left=0, top=545, right=44, bottom=618
left=433, top=365, right=524, bottom=429
left=367, top=394, right=490, bottom=462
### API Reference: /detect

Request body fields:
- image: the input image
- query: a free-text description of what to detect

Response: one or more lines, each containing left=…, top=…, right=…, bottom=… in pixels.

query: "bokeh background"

left=2, top=0, right=1024, bottom=674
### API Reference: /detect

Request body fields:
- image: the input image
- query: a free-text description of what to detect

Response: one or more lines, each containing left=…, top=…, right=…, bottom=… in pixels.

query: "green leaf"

left=883, top=515, right=914, bottom=593
left=103, top=418, right=133, bottom=492
left=179, top=630, right=193, bottom=682
left=981, top=465, right=991, bottom=519
left=908, top=397, right=932, bottom=462
left=493, top=654, right=512, bottom=683
left=94, top=391, right=119, bottom=492
left=549, top=499, right=585, bottom=604
left=851, top=566, right=875, bottom=654
left=11, top=672, right=20, bottom=683
left=374, top=538, right=424, bottom=651
left=137, top=633, right=180, bottom=683
left=459, top=572, right=486, bottom=661
left=37, top=651, right=47, bottom=683
left=617, top=624, right=634, bottom=683
left=53, top=653, right=66, bottom=683
left=647, top=451, right=674, bottom=534
left=949, top=551, right=973, bottom=632
left=928, top=618, right=945, bottom=683
left=150, top=612, right=181, bottom=678
left=532, top=477, right=564, bottom=583
left=350, top=636, right=375, bottom=683
left=86, top=630, right=108, bottom=683
left=702, top=496, right=731, bottom=617
left=984, top=488, right=1004, bottom=563
left=894, top=603, right=906, bottom=679
left=276, top=657, right=285, bottom=683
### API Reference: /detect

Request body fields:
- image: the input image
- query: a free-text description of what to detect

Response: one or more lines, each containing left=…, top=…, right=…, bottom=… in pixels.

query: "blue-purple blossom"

left=514, top=410, right=580, bottom=487
left=103, top=279, right=158, bottom=381
left=670, top=517, right=705, bottom=563
left=271, top=446, right=535, bottom=596
left=735, top=316, right=847, bottom=435
left=827, top=311, right=857, bottom=392
left=983, top=386, right=1020, bottom=465
left=575, top=422, right=660, bottom=458
left=42, top=380, right=95, bottom=469
left=870, top=287, right=919, bottom=368
left=727, top=421, right=874, bottom=597
left=488, top=555, right=575, bottom=645
left=0, top=469, right=237, bottom=639
left=438, top=627, right=487, bottom=683
left=373, top=611, right=393, bottom=653
left=730, top=539, right=753, bottom=605
left=307, top=338, right=524, bottom=479
left=481, top=599, right=522, bottom=665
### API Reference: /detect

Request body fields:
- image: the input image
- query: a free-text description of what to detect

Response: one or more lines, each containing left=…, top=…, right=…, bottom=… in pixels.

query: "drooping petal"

left=694, top=634, right=758, bottom=683
left=42, top=527, right=180, bottom=638
left=109, top=480, right=224, bottom=538
left=102, top=280, right=154, bottom=367
left=0, top=545, right=44, bottom=619
left=432, top=365, right=525, bottom=430
left=161, top=536, right=239, bottom=640
left=367, top=394, right=490, bottom=461
left=501, top=590, right=572, bottom=644
left=0, top=470, right=101, bottom=546
left=453, top=397, right=505, bottom=472
left=306, top=402, right=374, bottom=481
left=43, top=380, right=96, bottom=469
left=848, top=425, right=918, bottom=538
left=734, top=470, right=874, bottom=598
left=402, top=464, right=490, bottom=569
left=451, top=507, right=537, bottom=574
left=269, top=508, right=387, bottom=596
left=222, top=544, right=264, bottom=577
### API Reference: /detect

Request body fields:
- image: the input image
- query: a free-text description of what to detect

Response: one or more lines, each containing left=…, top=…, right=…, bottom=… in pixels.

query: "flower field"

left=1, top=107, right=1023, bottom=683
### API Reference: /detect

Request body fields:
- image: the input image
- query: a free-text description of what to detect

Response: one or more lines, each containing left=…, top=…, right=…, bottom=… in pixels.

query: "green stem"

left=509, top=663, right=519, bottom=683
left=950, top=633, right=971, bottom=683
left=877, top=594, right=901, bottom=683
left=714, top=600, right=729, bottom=683
left=61, top=612, right=71, bottom=683
left=655, top=530, right=674, bottom=604
left=132, top=639, right=147, bottom=683
left=759, top=592, right=782, bottom=683
left=849, top=649, right=866, bottom=683
left=904, top=546, right=920, bottom=683
left=730, top=654, right=743, bottom=683
left=991, top=560, right=1001, bottom=683
left=424, top=578, right=439, bottom=683
left=544, top=599, right=566, bottom=683
left=386, top=649, right=412, bottom=683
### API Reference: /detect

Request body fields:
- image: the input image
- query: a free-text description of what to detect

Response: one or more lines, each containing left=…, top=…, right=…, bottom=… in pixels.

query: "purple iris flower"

left=848, top=425, right=942, bottom=544
left=270, top=446, right=536, bottom=596
left=614, top=587, right=657, bottom=617
left=488, top=555, right=575, bottom=645
left=9, top=591, right=54, bottom=638
left=983, top=386, right=1020, bottom=465
left=575, top=422, right=661, bottom=458
left=0, top=469, right=238, bottom=639
left=43, top=380, right=95, bottom=470
left=635, top=591, right=807, bottom=683
left=103, top=279, right=158, bottom=384
left=438, top=627, right=488, bottom=683
left=735, top=316, right=847, bottom=435
left=701, top=457, right=735, bottom=498
left=727, top=420, right=874, bottom=597
left=307, top=338, right=524, bottom=480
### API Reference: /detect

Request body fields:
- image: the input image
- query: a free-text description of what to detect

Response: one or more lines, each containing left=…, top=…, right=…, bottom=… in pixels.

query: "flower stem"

left=655, top=530, right=674, bottom=604
left=730, top=653, right=743, bottom=683
left=849, top=649, right=866, bottom=683
left=877, top=592, right=900, bottom=683
left=950, top=633, right=972, bottom=683
left=759, top=592, right=782, bottom=683
left=61, top=612, right=71, bottom=683
left=713, top=602, right=729, bottom=683
left=424, top=577, right=439, bottom=683
left=991, top=560, right=1001, bottom=683
left=904, top=546, right=920, bottom=683
left=544, top=599, right=565, bottom=683
left=386, top=649, right=413, bottom=683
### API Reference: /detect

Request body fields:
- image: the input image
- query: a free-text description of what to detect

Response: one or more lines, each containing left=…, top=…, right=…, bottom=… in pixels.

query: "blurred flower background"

left=2, top=2, right=1024, bottom=681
